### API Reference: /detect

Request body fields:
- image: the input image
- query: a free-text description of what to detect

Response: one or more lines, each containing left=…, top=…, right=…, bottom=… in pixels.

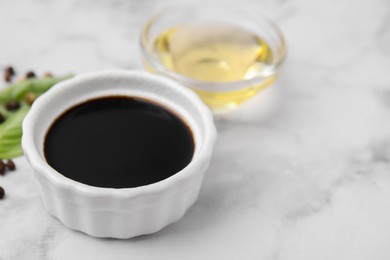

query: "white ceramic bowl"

left=22, top=70, right=216, bottom=238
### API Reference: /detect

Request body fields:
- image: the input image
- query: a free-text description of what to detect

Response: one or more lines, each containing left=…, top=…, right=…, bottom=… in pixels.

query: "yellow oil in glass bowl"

left=141, top=6, right=285, bottom=111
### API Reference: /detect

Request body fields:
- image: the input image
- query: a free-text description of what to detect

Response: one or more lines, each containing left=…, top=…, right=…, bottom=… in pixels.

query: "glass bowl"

left=140, top=4, right=286, bottom=112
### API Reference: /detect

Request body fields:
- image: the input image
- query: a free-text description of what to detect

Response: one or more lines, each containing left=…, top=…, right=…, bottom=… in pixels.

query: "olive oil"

left=150, top=23, right=277, bottom=110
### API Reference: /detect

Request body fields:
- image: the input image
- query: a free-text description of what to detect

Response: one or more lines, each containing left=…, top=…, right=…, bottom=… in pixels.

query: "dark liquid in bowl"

left=44, top=96, right=194, bottom=188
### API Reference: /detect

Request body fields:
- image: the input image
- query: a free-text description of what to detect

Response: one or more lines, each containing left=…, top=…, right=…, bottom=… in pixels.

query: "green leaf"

left=0, top=105, right=29, bottom=159
left=0, top=74, right=73, bottom=103
left=0, top=146, right=23, bottom=159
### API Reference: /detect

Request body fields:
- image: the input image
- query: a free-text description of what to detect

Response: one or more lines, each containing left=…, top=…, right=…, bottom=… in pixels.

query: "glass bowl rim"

left=139, top=4, right=287, bottom=92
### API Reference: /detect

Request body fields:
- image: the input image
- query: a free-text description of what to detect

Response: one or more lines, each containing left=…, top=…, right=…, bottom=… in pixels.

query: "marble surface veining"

left=1, top=0, right=390, bottom=259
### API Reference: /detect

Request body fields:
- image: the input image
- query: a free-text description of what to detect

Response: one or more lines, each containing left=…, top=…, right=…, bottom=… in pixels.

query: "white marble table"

left=1, top=0, right=390, bottom=259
